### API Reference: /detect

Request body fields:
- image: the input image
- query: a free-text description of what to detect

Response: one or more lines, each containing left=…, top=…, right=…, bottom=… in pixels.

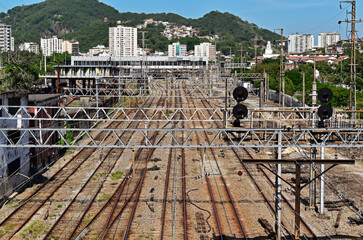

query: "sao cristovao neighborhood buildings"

left=168, top=42, right=187, bottom=57
left=194, top=42, right=216, bottom=61
left=288, top=34, right=314, bottom=53
left=40, top=36, right=63, bottom=56
left=19, top=42, right=39, bottom=54
left=109, top=25, right=138, bottom=56
left=0, top=23, right=14, bottom=52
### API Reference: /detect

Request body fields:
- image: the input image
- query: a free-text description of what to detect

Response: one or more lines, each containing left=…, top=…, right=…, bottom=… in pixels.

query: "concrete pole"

left=302, top=72, right=306, bottom=108
left=312, top=57, right=317, bottom=107
left=295, top=164, right=301, bottom=239
left=96, top=77, right=99, bottom=119
left=202, top=148, right=206, bottom=183
left=132, top=149, right=135, bottom=179
left=320, top=147, right=325, bottom=215
left=275, top=132, right=282, bottom=240
left=224, top=76, right=227, bottom=128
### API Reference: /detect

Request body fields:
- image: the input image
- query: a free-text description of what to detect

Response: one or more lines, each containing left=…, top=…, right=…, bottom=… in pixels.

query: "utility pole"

left=312, top=56, right=317, bottom=107
left=275, top=132, right=282, bottom=240
left=0, top=48, right=3, bottom=71
left=56, top=61, right=60, bottom=94
left=240, top=44, right=243, bottom=74
left=275, top=29, right=285, bottom=107
left=302, top=72, right=306, bottom=108
left=229, top=47, right=232, bottom=75
left=254, top=34, right=258, bottom=73
left=339, top=1, right=362, bottom=120
left=140, top=31, right=146, bottom=90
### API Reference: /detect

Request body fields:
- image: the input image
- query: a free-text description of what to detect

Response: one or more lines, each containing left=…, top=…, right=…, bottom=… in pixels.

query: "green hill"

left=0, top=0, right=280, bottom=53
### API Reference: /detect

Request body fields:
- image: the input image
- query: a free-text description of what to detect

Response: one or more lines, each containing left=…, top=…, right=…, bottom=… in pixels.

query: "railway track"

left=0, top=77, right=329, bottom=239
left=0, top=92, right=163, bottom=239
left=43, top=95, right=166, bottom=239
left=199, top=85, right=319, bottom=239
left=68, top=91, right=167, bottom=239
left=159, top=80, right=188, bottom=240
left=0, top=108, right=130, bottom=239
left=185, top=82, right=248, bottom=239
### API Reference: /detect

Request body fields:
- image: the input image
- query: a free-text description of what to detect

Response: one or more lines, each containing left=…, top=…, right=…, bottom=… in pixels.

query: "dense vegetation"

left=239, top=49, right=363, bottom=111
left=0, top=51, right=70, bottom=91
left=0, top=0, right=280, bottom=53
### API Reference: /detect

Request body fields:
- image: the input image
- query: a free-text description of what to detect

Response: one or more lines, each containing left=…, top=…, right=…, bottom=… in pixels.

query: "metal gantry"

left=1, top=127, right=362, bottom=148
left=2, top=105, right=362, bottom=125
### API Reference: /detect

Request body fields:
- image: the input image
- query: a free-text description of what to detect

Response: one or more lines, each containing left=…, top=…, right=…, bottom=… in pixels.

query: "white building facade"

left=0, top=23, right=14, bottom=52
left=89, top=45, right=110, bottom=56
left=194, top=42, right=216, bottom=61
left=318, top=33, right=341, bottom=48
left=288, top=34, right=314, bottom=53
left=41, top=36, right=63, bottom=56
left=109, top=25, right=138, bottom=56
left=168, top=42, right=187, bottom=57
left=62, top=40, right=79, bottom=55
left=19, top=42, right=39, bottom=54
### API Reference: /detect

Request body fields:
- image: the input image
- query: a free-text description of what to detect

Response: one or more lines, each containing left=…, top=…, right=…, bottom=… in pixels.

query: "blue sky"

left=0, top=0, right=362, bottom=42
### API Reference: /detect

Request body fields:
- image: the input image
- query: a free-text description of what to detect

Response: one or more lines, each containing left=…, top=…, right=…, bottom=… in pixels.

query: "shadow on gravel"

left=213, top=235, right=362, bottom=240
left=213, top=236, right=272, bottom=240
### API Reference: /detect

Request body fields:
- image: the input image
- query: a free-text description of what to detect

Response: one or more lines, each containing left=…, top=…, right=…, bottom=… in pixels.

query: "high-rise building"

left=318, top=33, right=341, bottom=48
left=109, top=25, right=137, bottom=56
left=0, top=23, right=14, bottom=52
left=168, top=42, right=187, bottom=57
left=288, top=34, right=314, bottom=53
left=40, top=36, right=63, bottom=56
left=62, top=40, right=79, bottom=55
left=19, top=42, right=40, bottom=54
left=194, top=42, right=216, bottom=61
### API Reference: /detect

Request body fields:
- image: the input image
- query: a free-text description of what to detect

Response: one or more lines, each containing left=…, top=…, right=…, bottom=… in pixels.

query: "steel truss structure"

left=1, top=127, right=362, bottom=148
left=0, top=106, right=363, bottom=128
left=61, top=87, right=228, bottom=98
left=1, top=106, right=362, bottom=125
left=0, top=106, right=226, bottom=122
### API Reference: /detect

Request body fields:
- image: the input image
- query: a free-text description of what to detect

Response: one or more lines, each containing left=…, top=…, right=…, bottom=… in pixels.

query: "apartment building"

left=40, top=36, right=63, bottom=56
left=288, top=34, right=314, bottom=53
left=62, top=40, right=79, bottom=55
left=0, top=23, right=14, bottom=52
left=109, top=25, right=137, bottom=56
left=19, top=42, right=39, bottom=54
left=318, top=33, right=341, bottom=48
left=194, top=42, right=216, bottom=61
left=168, top=42, right=187, bottom=57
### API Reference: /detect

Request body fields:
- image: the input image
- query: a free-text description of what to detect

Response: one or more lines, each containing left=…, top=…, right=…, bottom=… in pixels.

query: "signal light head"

left=233, top=104, right=248, bottom=119
left=317, top=88, right=333, bottom=103
left=317, top=104, right=333, bottom=120
left=233, top=86, right=248, bottom=102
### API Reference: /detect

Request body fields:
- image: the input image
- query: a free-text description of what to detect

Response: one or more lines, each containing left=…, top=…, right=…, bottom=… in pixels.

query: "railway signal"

left=232, top=86, right=248, bottom=127
left=317, top=88, right=333, bottom=127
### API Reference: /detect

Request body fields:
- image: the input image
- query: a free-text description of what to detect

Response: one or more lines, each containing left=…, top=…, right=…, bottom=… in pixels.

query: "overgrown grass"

left=97, top=193, right=111, bottom=202
left=92, top=172, right=107, bottom=180
left=21, top=221, right=47, bottom=240
left=111, top=171, right=123, bottom=180
left=82, top=213, right=94, bottom=225
left=6, top=201, right=18, bottom=208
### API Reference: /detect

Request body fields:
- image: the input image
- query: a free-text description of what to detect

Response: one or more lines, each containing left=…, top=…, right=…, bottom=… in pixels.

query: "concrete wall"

left=0, top=92, right=30, bottom=199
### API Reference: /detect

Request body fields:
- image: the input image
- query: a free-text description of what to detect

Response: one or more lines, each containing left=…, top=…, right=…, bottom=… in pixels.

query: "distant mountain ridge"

left=0, top=0, right=280, bottom=52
